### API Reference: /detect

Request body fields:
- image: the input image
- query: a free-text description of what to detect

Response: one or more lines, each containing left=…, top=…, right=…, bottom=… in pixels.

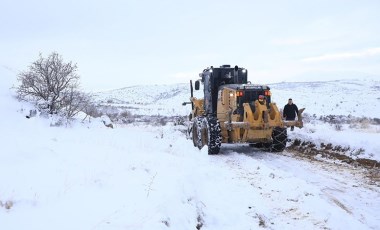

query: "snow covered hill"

left=94, top=78, right=380, bottom=118
left=271, top=79, right=380, bottom=118
left=93, top=83, right=202, bottom=117
left=1, top=71, right=380, bottom=229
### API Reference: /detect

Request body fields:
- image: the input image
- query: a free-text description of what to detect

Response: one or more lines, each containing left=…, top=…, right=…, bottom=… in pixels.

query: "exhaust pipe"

left=190, top=80, right=194, bottom=110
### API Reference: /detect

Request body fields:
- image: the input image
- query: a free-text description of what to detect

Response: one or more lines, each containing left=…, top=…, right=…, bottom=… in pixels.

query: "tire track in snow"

left=209, top=144, right=380, bottom=229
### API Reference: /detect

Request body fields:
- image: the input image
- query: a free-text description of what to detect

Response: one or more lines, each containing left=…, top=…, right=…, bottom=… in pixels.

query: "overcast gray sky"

left=1, top=0, right=380, bottom=90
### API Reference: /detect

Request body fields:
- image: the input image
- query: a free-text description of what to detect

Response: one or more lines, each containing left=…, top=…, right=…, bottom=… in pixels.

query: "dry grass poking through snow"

left=287, top=139, right=379, bottom=168
left=0, top=200, right=14, bottom=210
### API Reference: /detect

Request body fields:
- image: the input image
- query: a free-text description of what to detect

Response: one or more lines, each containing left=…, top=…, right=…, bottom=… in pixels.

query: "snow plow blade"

left=283, top=108, right=305, bottom=128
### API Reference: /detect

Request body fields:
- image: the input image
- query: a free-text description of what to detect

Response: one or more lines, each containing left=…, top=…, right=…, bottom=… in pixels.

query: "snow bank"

left=1, top=75, right=379, bottom=229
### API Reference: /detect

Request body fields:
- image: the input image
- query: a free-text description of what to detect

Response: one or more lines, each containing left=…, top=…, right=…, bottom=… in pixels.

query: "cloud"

left=272, top=38, right=316, bottom=46
left=271, top=36, right=331, bottom=46
left=302, top=47, right=380, bottom=62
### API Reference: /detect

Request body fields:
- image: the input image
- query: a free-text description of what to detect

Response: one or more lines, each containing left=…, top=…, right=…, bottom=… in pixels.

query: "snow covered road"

left=1, top=122, right=379, bottom=230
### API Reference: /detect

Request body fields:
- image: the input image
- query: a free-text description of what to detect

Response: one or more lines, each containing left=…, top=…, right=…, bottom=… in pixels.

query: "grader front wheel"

left=203, top=116, right=222, bottom=155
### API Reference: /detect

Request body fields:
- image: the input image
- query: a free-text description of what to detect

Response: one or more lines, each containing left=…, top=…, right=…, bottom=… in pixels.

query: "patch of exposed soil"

left=287, top=139, right=379, bottom=169
left=285, top=138, right=380, bottom=185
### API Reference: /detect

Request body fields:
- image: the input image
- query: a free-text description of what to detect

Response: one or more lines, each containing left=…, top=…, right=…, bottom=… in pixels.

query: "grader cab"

left=183, top=65, right=304, bottom=155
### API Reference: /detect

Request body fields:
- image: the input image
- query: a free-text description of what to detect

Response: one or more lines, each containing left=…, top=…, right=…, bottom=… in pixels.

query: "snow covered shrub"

left=0, top=200, right=14, bottom=210
left=374, top=118, right=380, bottom=125
left=101, top=115, right=114, bottom=128
left=122, top=115, right=138, bottom=124
left=173, top=116, right=186, bottom=126
left=307, top=128, right=316, bottom=133
left=60, top=89, right=93, bottom=119
left=120, top=110, right=132, bottom=118
left=97, top=105, right=119, bottom=120
left=359, top=117, right=370, bottom=129
left=82, top=103, right=103, bottom=120
left=334, top=124, right=343, bottom=131
left=106, top=112, right=119, bottom=122
left=360, top=122, right=370, bottom=129
left=350, top=148, right=365, bottom=157
left=25, top=109, right=37, bottom=119
left=349, top=123, right=358, bottom=129
left=119, top=111, right=137, bottom=124
left=49, top=116, right=65, bottom=127
left=155, top=116, right=168, bottom=126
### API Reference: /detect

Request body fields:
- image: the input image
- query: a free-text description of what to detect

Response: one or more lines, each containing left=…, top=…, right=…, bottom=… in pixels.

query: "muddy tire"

left=192, top=116, right=204, bottom=149
left=202, top=116, right=222, bottom=155
left=270, top=127, right=287, bottom=152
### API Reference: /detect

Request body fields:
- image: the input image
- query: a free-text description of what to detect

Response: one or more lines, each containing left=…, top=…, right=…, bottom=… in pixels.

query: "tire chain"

left=271, top=127, right=287, bottom=152
left=205, top=116, right=222, bottom=155
left=192, top=116, right=204, bottom=149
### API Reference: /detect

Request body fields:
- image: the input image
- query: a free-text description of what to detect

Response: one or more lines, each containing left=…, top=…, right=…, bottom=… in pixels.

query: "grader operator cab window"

left=232, top=84, right=272, bottom=108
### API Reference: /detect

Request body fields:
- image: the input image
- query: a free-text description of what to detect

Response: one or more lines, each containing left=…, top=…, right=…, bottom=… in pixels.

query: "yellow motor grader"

left=183, top=65, right=304, bottom=155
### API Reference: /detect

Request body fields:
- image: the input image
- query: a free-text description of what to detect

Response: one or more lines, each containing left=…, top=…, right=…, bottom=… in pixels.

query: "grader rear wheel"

left=191, top=116, right=221, bottom=154
left=192, top=116, right=204, bottom=149
left=270, top=127, right=287, bottom=152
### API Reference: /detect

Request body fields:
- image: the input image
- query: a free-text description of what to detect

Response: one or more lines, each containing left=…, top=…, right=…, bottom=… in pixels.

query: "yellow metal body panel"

left=190, top=97, right=204, bottom=118
left=191, top=87, right=304, bottom=144
left=215, top=88, right=284, bottom=143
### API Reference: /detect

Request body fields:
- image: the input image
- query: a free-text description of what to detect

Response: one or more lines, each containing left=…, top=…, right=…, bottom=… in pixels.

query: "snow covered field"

left=95, top=78, right=380, bottom=161
left=1, top=70, right=380, bottom=229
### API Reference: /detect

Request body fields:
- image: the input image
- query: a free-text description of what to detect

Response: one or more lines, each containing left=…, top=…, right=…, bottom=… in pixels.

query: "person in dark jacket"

left=283, top=98, right=299, bottom=131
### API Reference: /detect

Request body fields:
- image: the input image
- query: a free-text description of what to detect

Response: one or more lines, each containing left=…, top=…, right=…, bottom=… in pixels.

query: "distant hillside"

left=94, top=79, right=380, bottom=118
left=93, top=83, right=202, bottom=116
left=270, top=79, right=380, bottom=118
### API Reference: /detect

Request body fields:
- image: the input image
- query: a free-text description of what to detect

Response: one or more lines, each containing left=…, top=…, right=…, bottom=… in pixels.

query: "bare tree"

left=17, top=52, right=80, bottom=114
left=60, top=87, right=93, bottom=119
